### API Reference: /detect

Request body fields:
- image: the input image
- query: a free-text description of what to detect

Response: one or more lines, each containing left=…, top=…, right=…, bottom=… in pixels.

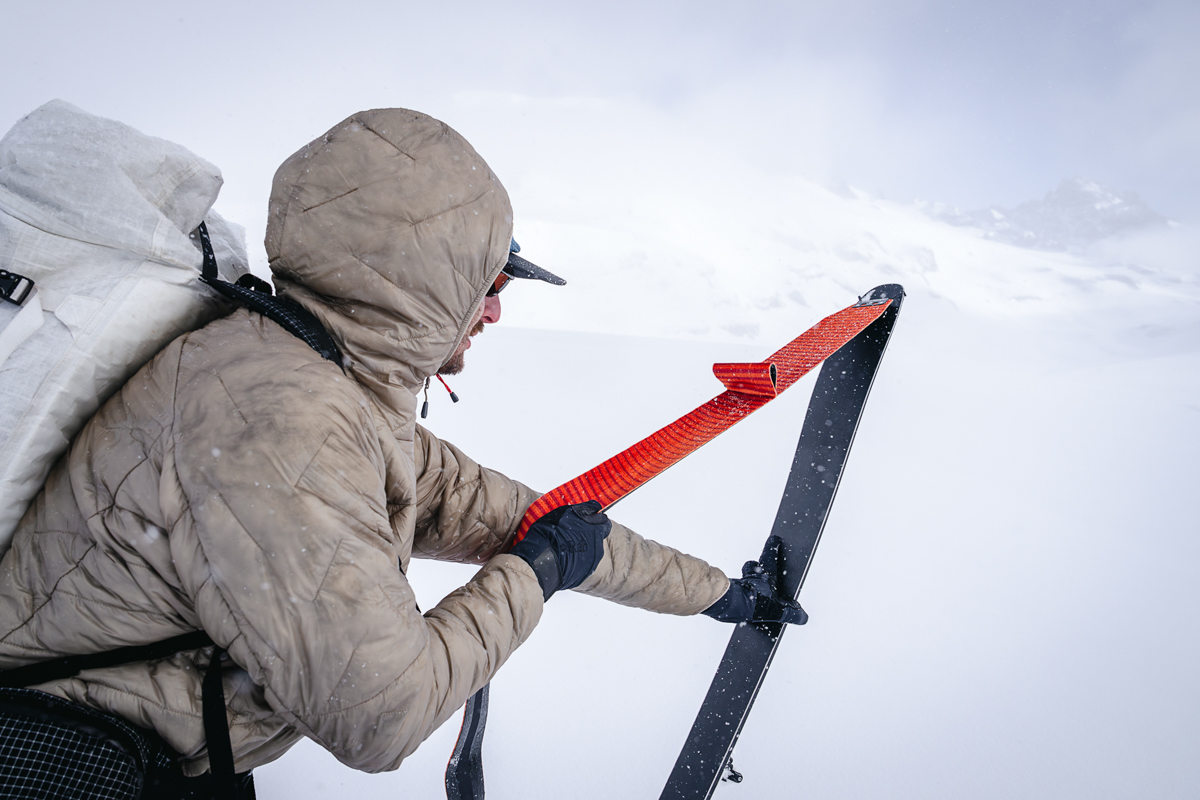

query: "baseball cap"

left=504, top=239, right=566, bottom=286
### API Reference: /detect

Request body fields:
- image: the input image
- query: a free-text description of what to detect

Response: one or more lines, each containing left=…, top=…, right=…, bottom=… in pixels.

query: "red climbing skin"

left=713, top=362, right=778, bottom=397
left=511, top=298, right=891, bottom=542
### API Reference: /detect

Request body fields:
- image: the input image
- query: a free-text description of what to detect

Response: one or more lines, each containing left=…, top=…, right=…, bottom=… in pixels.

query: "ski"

left=659, top=283, right=905, bottom=800
left=445, top=682, right=488, bottom=800
left=446, top=285, right=901, bottom=800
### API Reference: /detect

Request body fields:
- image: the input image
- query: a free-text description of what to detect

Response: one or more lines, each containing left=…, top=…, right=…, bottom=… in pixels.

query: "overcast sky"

left=4, top=0, right=1198, bottom=233
left=3, top=4, right=1197, bottom=797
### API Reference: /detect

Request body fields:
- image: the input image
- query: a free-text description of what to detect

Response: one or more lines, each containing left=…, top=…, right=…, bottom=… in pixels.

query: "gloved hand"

left=702, top=535, right=808, bottom=625
left=509, top=501, right=612, bottom=601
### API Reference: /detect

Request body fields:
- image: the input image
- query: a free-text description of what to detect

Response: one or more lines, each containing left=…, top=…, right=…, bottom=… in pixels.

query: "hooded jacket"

left=0, top=109, right=729, bottom=775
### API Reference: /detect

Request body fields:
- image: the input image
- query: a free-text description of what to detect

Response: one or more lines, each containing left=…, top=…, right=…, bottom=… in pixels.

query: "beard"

left=438, top=351, right=465, bottom=376
left=438, top=317, right=486, bottom=376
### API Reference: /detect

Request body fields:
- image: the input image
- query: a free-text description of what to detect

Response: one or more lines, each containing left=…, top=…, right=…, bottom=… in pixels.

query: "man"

left=0, top=109, right=802, bottom=793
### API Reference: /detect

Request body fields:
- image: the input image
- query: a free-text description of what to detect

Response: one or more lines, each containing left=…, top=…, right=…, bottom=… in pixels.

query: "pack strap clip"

left=0, top=269, right=34, bottom=306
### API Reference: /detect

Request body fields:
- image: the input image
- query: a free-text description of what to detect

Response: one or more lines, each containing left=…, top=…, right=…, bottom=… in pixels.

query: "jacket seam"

left=87, top=680, right=265, bottom=730
left=214, top=373, right=249, bottom=425
left=297, top=648, right=424, bottom=719
left=291, top=471, right=390, bottom=539
left=299, top=560, right=527, bottom=721
left=386, top=322, right=449, bottom=346
left=95, top=454, right=151, bottom=519
left=0, top=542, right=97, bottom=646
left=96, top=683, right=201, bottom=718
left=341, top=251, right=460, bottom=345
left=293, top=432, right=333, bottom=488
left=79, top=505, right=174, bottom=576
left=2, top=641, right=57, bottom=655
left=54, top=591, right=179, bottom=620
left=409, top=200, right=471, bottom=229
left=300, top=187, right=359, bottom=214
left=354, top=117, right=417, bottom=161
left=340, top=251, right=457, bottom=344
left=205, top=494, right=269, bottom=558
left=312, top=540, right=343, bottom=599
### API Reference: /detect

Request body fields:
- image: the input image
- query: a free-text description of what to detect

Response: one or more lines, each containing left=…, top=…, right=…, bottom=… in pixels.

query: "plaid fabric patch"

left=0, top=688, right=174, bottom=800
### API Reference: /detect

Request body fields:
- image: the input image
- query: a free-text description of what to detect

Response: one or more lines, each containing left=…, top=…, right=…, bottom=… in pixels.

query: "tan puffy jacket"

left=0, top=109, right=728, bottom=775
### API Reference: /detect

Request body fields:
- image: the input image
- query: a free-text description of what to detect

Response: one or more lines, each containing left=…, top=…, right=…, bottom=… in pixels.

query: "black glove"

left=702, top=535, right=808, bottom=625
left=509, top=501, right=612, bottom=601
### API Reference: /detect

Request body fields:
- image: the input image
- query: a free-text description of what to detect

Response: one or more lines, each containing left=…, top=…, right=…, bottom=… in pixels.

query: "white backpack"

left=0, top=100, right=249, bottom=555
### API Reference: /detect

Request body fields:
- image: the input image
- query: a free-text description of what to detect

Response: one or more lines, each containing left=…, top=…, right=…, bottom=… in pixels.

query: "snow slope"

left=254, top=181, right=1200, bottom=798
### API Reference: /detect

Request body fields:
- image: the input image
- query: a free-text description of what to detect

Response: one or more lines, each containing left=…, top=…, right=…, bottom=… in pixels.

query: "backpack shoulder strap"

left=196, top=221, right=344, bottom=367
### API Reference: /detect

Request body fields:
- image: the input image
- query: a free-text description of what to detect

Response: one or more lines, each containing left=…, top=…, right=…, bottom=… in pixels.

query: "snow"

left=251, top=182, right=1200, bottom=798
left=4, top=4, right=1198, bottom=791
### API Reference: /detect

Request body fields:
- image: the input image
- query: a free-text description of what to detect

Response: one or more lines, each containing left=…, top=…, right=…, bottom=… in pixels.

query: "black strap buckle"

left=721, top=755, right=744, bottom=784
left=0, top=269, right=35, bottom=306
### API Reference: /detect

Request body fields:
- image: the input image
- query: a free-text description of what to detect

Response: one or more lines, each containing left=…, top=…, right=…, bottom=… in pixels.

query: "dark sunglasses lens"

left=486, top=272, right=512, bottom=297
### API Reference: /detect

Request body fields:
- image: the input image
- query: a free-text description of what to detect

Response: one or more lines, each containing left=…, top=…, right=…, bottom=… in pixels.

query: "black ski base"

left=660, top=283, right=904, bottom=800
left=446, top=683, right=489, bottom=800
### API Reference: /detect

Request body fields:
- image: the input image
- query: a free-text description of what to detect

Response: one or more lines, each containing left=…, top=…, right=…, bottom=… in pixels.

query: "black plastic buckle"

left=0, top=269, right=35, bottom=306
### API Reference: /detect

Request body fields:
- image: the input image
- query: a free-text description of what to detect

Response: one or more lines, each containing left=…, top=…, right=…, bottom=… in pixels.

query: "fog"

left=5, top=0, right=1198, bottom=230
left=3, top=2, right=1197, bottom=797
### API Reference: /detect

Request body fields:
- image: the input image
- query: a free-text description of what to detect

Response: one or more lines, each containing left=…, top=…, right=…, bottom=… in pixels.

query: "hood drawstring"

left=421, top=376, right=459, bottom=420
left=436, top=375, right=460, bottom=403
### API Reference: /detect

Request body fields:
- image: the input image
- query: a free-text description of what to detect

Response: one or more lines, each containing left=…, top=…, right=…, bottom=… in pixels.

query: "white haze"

left=252, top=188, right=1200, bottom=799
left=2, top=1, right=1198, bottom=797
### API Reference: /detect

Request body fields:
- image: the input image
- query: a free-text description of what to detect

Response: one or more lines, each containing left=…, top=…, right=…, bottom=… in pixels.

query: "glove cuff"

left=701, top=581, right=754, bottom=623
left=509, top=531, right=563, bottom=601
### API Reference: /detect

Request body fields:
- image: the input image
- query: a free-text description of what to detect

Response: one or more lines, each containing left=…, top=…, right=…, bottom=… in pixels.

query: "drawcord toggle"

left=436, top=375, right=460, bottom=403
left=421, top=376, right=459, bottom=419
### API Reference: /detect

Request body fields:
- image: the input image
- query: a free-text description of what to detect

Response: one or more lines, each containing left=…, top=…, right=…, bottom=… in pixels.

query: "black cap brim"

left=505, top=252, right=566, bottom=286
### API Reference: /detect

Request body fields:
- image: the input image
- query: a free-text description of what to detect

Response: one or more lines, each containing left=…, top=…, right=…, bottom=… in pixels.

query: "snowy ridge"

left=504, top=170, right=1197, bottom=351
left=923, top=178, right=1172, bottom=252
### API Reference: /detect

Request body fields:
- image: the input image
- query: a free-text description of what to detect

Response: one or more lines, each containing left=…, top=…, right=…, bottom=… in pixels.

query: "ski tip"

left=854, top=284, right=905, bottom=308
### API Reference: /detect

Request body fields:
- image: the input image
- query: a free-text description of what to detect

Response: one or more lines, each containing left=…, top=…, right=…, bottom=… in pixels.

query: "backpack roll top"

left=0, top=100, right=249, bottom=555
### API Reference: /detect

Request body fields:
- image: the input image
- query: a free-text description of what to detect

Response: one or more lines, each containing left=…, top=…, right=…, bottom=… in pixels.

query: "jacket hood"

left=266, top=109, right=512, bottom=409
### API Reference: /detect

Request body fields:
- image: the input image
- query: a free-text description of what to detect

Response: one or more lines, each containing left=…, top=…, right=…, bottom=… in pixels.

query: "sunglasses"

left=486, top=270, right=514, bottom=297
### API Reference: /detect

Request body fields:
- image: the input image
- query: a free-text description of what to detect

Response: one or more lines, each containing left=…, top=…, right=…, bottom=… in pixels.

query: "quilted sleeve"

left=573, top=522, right=730, bottom=616
left=410, top=424, right=539, bottom=564
left=168, top=347, right=542, bottom=772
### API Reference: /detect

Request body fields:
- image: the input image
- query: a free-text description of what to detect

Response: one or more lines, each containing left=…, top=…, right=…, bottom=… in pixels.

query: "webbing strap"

left=0, top=631, right=213, bottom=688
left=203, top=646, right=243, bottom=800
left=511, top=294, right=892, bottom=542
